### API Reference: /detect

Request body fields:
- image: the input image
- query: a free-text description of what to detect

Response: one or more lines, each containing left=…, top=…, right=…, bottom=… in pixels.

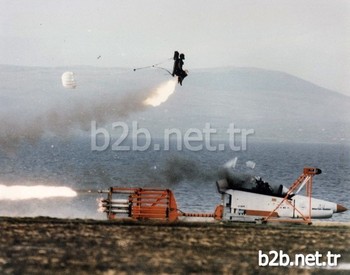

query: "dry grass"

left=0, top=217, right=349, bottom=274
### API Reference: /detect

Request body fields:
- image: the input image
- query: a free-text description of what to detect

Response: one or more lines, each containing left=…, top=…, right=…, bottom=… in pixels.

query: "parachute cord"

left=153, top=66, right=173, bottom=75
left=153, top=57, right=173, bottom=67
left=133, top=57, right=173, bottom=72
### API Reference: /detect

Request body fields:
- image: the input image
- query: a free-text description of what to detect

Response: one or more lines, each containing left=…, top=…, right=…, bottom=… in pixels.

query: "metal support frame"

left=262, top=167, right=320, bottom=225
left=100, top=187, right=179, bottom=222
left=100, top=187, right=215, bottom=222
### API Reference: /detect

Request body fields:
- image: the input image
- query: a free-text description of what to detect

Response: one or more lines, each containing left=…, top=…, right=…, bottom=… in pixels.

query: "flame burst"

left=143, top=79, right=177, bottom=107
left=0, top=185, right=77, bottom=200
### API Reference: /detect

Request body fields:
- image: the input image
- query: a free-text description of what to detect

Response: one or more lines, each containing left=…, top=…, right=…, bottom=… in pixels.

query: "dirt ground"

left=0, top=217, right=349, bottom=274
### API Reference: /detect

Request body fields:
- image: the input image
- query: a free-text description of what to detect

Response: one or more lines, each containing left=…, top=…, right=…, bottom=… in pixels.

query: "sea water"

left=0, top=138, right=349, bottom=222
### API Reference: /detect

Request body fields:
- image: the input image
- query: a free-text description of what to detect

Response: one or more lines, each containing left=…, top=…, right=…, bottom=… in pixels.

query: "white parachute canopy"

left=61, top=71, right=77, bottom=89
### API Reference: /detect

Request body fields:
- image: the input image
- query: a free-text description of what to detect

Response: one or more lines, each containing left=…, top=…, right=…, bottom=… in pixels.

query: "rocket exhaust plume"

left=143, top=79, right=177, bottom=107
left=0, top=184, right=77, bottom=200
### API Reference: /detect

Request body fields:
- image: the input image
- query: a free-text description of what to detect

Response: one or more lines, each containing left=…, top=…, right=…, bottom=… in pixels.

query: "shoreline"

left=1, top=216, right=349, bottom=274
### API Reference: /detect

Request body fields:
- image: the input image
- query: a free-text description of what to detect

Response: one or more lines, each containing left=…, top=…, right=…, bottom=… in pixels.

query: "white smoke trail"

left=143, top=78, right=177, bottom=107
left=0, top=185, right=77, bottom=200
left=1, top=66, right=181, bottom=154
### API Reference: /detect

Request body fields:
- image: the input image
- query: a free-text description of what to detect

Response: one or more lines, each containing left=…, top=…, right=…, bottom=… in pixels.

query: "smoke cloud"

left=162, top=156, right=202, bottom=184
left=0, top=80, right=176, bottom=153
left=218, top=158, right=285, bottom=194
left=141, top=155, right=218, bottom=185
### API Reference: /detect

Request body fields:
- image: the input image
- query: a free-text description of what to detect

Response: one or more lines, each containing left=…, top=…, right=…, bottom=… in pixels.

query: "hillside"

left=138, top=67, right=350, bottom=143
left=0, top=65, right=349, bottom=144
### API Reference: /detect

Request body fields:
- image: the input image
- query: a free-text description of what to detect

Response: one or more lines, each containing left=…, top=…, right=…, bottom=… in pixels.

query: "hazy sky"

left=1, top=0, right=349, bottom=95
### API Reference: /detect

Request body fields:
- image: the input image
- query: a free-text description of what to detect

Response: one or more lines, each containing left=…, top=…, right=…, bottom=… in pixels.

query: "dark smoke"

left=218, top=166, right=256, bottom=189
left=162, top=156, right=201, bottom=184
left=142, top=155, right=218, bottom=185
left=218, top=161, right=284, bottom=195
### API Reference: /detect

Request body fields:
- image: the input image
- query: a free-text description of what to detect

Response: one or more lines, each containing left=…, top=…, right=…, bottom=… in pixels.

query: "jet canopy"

left=216, top=172, right=289, bottom=198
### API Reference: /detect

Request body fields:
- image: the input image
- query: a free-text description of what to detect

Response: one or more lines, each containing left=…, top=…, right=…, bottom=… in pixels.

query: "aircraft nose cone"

left=336, top=204, right=347, bottom=213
